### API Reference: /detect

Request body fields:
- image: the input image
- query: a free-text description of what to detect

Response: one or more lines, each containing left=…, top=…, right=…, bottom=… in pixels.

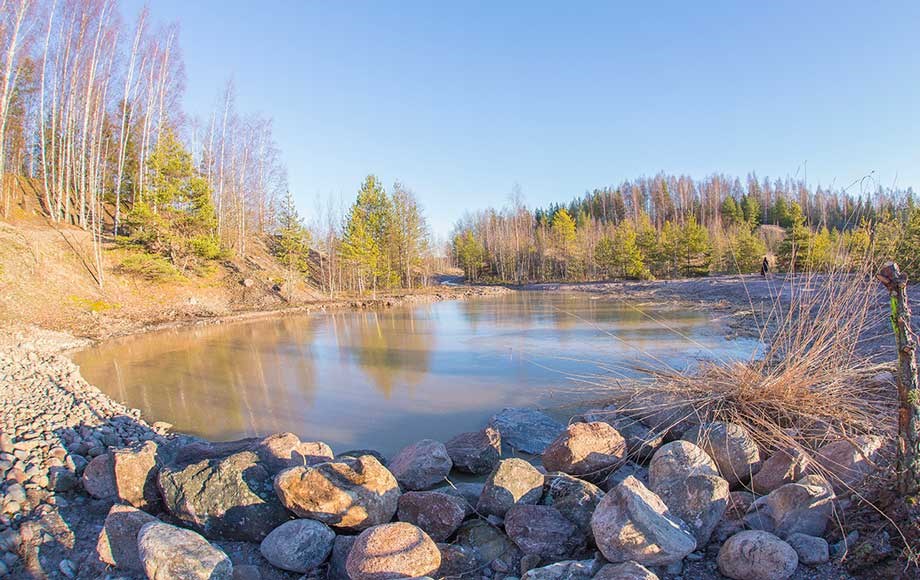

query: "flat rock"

left=541, top=472, right=604, bottom=541
left=717, top=530, right=798, bottom=580
left=137, top=521, right=233, bottom=580
left=652, top=473, right=729, bottom=547
left=259, top=519, right=335, bottom=573
left=648, top=440, right=718, bottom=489
left=682, top=422, right=762, bottom=486
left=157, top=450, right=289, bottom=542
left=743, top=475, right=835, bottom=539
left=445, top=427, right=502, bottom=474
left=274, top=454, right=399, bottom=531
left=593, top=561, right=658, bottom=580
left=477, top=458, right=544, bottom=517
left=489, top=408, right=566, bottom=455
left=542, top=422, right=626, bottom=478
left=388, top=439, right=452, bottom=490
left=96, top=503, right=159, bottom=572
left=505, top=504, right=585, bottom=557
left=397, top=491, right=469, bottom=541
left=346, top=522, right=441, bottom=580
left=254, top=433, right=333, bottom=474
left=591, top=476, right=696, bottom=566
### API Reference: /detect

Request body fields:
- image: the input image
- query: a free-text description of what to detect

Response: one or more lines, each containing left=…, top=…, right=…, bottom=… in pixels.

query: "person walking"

left=761, top=256, right=769, bottom=277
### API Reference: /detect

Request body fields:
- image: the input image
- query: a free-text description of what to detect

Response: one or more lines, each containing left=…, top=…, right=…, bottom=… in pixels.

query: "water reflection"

left=74, top=293, right=757, bottom=455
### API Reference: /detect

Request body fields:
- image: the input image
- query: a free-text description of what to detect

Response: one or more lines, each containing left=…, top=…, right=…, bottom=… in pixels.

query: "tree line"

left=452, top=174, right=920, bottom=282
left=0, top=1, right=435, bottom=295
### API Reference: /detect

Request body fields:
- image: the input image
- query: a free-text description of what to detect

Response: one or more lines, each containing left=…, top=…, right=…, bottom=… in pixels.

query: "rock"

left=454, top=519, right=522, bottom=571
left=591, top=476, right=696, bottom=566
left=242, top=278, right=255, bottom=288
left=157, top=450, right=289, bottom=542
left=346, top=522, right=441, bottom=580
left=626, top=391, right=698, bottom=437
left=113, top=440, right=161, bottom=511
left=750, top=448, right=811, bottom=494
left=814, top=435, right=884, bottom=492
left=328, top=535, right=357, bottom=580
left=542, top=422, right=626, bottom=477
left=785, top=533, right=829, bottom=566
left=436, top=482, right=484, bottom=511
left=445, top=427, right=502, bottom=474
left=647, top=441, right=718, bottom=490
left=504, top=504, right=585, bottom=557
left=682, top=422, right=762, bottom=486
left=337, top=449, right=388, bottom=465
left=573, top=407, right=664, bottom=460
left=254, top=433, right=333, bottom=474
left=651, top=473, right=729, bottom=547
left=477, top=458, right=545, bottom=517
left=259, top=519, right=335, bottom=573
left=541, top=472, right=604, bottom=541
left=137, top=521, right=233, bottom=580
left=520, top=559, right=600, bottom=580
left=593, top=561, right=658, bottom=580
left=232, top=565, right=261, bottom=580
left=726, top=491, right=755, bottom=519
left=489, top=408, right=566, bottom=455
left=603, top=462, right=649, bottom=491
left=388, top=439, right=452, bottom=490
left=82, top=452, right=115, bottom=498
left=96, top=503, right=159, bottom=571
left=397, top=491, right=469, bottom=541
left=743, top=475, right=835, bottom=539
left=717, top=530, right=798, bottom=580
left=437, top=543, right=480, bottom=578
left=274, top=454, right=399, bottom=531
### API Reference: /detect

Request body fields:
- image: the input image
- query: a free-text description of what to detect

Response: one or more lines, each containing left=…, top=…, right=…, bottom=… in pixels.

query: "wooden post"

left=877, top=261, right=920, bottom=495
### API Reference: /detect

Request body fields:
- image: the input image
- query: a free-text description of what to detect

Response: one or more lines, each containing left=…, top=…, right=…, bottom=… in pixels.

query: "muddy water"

left=74, top=292, right=757, bottom=455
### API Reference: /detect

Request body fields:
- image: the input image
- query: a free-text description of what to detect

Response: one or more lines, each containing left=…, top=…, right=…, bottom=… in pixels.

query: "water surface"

left=74, top=292, right=756, bottom=455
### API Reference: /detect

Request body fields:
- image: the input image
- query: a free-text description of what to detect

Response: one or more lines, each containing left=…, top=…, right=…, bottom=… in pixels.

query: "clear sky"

left=122, top=1, right=920, bottom=237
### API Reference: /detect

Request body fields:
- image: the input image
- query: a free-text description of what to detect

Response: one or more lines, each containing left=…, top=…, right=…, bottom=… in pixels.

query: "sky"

left=122, top=1, right=920, bottom=237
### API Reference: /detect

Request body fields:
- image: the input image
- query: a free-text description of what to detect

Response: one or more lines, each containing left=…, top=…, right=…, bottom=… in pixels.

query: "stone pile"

left=0, top=341, right=889, bottom=580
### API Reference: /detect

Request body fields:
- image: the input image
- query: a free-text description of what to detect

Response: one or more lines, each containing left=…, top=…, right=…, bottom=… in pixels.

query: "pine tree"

left=678, top=216, right=712, bottom=277
left=551, top=208, right=577, bottom=278
left=726, top=224, right=767, bottom=273
left=741, top=195, right=761, bottom=225
left=274, top=191, right=312, bottom=289
left=778, top=202, right=811, bottom=271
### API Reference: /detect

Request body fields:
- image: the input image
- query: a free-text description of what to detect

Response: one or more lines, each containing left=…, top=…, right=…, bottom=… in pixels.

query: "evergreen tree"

left=551, top=208, right=577, bottom=278
left=778, top=202, right=811, bottom=271
left=454, top=230, right=485, bottom=280
left=741, top=195, right=761, bottom=225
left=274, top=191, right=312, bottom=288
left=678, top=216, right=712, bottom=277
left=721, top=197, right=744, bottom=226
left=726, top=224, right=767, bottom=273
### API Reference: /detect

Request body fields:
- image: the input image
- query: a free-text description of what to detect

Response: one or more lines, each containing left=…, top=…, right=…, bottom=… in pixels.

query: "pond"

left=73, top=291, right=758, bottom=455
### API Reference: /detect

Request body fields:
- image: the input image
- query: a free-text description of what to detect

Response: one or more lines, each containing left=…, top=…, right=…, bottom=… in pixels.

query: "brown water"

left=74, top=292, right=757, bottom=455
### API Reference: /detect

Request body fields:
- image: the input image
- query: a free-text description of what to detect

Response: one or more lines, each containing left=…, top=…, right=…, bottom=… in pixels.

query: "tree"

left=741, top=195, right=761, bottom=225
left=391, top=182, right=428, bottom=288
left=274, top=190, right=312, bottom=290
left=778, top=202, right=810, bottom=271
left=726, top=224, right=767, bottom=274
left=454, top=230, right=484, bottom=280
left=550, top=208, right=577, bottom=278
left=721, top=197, right=743, bottom=227
left=678, top=216, right=712, bottom=277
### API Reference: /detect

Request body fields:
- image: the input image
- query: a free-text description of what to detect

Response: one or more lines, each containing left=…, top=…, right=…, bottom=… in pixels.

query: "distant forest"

left=451, top=173, right=919, bottom=283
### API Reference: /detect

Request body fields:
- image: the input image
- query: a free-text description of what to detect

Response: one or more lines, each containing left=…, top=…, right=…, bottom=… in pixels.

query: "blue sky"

left=123, top=1, right=920, bottom=237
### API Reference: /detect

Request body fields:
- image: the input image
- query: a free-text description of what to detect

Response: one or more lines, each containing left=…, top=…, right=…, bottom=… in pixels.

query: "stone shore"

left=0, top=324, right=893, bottom=580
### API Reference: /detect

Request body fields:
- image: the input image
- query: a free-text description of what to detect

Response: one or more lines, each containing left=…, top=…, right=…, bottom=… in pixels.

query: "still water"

left=74, top=292, right=757, bottom=455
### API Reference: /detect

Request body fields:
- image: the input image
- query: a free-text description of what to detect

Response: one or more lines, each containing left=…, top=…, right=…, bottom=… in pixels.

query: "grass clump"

left=118, top=253, right=182, bottom=282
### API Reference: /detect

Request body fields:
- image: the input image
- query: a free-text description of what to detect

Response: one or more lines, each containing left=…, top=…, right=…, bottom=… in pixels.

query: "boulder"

left=717, top=530, right=798, bottom=580
left=437, top=543, right=480, bottom=578
left=489, top=408, right=566, bottom=454
left=604, top=462, right=649, bottom=491
left=593, top=561, right=659, bottom=580
left=815, top=435, right=884, bottom=492
left=397, top=491, right=468, bottom=541
left=157, top=450, right=289, bottom=542
left=743, top=475, right=835, bottom=539
left=388, top=439, right=452, bottom=491
left=274, top=454, right=399, bottom=531
left=136, top=521, right=233, bottom=580
left=346, top=522, right=441, bottom=580
left=337, top=449, right=388, bottom=465
left=648, top=441, right=718, bottom=489
left=652, top=473, right=729, bottom=546
left=477, top=458, right=544, bottom=517
left=682, top=422, right=762, bottom=486
left=541, top=473, right=604, bottom=541
left=82, top=452, right=115, bottom=499
left=259, top=519, right=335, bottom=573
left=436, top=482, right=484, bottom=511
left=254, top=433, right=333, bottom=474
left=455, top=519, right=523, bottom=570
left=328, top=535, right=357, bottom=580
left=590, top=476, right=696, bottom=566
left=573, top=407, right=664, bottom=460
left=504, top=504, right=585, bottom=557
left=785, top=533, right=829, bottom=566
left=520, top=559, right=600, bottom=580
left=726, top=491, right=755, bottom=519
left=542, top=422, right=626, bottom=477
left=445, top=427, right=501, bottom=474
left=750, top=448, right=811, bottom=495
left=113, top=440, right=161, bottom=511
left=626, top=391, right=698, bottom=436
left=96, top=503, right=158, bottom=572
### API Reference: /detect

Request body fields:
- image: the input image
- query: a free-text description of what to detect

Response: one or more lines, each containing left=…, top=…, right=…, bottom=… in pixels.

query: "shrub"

left=119, top=253, right=182, bottom=282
